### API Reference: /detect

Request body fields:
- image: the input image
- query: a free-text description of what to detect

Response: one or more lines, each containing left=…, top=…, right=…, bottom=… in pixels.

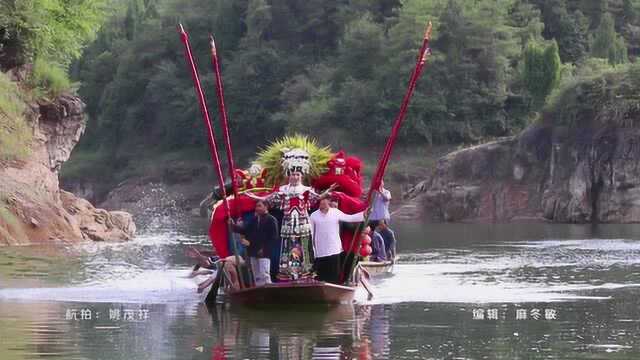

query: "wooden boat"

left=359, top=260, right=394, bottom=276
left=225, top=281, right=356, bottom=306
left=200, top=261, right=372, bottom=306
left=198, top=262, right=360, bottom=306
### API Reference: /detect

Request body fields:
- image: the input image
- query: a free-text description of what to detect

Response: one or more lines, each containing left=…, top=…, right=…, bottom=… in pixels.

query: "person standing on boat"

left=310, top=196, right=364, bottom=284
left=369, top=180, right=391, bottom=228
left=247, top=148, right=335, bottom=281
left=229, top=200, right=279, bottom=286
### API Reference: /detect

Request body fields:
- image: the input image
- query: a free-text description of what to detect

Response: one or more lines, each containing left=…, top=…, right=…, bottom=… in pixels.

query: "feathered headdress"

left=256, top=134, right=332, bottom=187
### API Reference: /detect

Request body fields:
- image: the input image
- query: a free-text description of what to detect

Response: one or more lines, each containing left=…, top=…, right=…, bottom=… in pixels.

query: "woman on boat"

left=247, top=148, right=335, bottom=281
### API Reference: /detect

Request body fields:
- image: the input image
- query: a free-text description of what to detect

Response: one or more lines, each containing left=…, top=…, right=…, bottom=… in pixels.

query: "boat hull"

left=226, top=281, right=356, bottom=306
left=360, top=260, right=394, bottom=276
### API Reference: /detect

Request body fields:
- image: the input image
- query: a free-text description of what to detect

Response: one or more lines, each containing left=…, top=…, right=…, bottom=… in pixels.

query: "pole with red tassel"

left=209, top=35, right=239, bottom=201
left=178, top=24, right=245, bottom=289
left=344, top=22, right=433, bottom=279
left=373, top=21, right=433, bottom=193
left=209, top=35, right=256, bottom=285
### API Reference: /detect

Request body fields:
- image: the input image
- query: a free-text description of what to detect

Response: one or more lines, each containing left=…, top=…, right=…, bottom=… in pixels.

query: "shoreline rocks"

left=0, top=78, right=136, bottom=246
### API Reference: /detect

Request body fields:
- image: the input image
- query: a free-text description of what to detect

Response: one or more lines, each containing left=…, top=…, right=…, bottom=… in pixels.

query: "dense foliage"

left=55, top=0, right=639, bottom=181
left=0, top=0, right=107, bottom=95
left=523, top=41, right=561, bottom=108
left=544, top=62, right=640, bottom=128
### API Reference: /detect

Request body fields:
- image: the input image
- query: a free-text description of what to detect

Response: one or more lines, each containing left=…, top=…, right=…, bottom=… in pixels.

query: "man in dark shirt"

left=370, top=226, right=387, bottom=262
left=377, top=220, right=396, bottom=260
left=230, top=200, right=279, bottom=286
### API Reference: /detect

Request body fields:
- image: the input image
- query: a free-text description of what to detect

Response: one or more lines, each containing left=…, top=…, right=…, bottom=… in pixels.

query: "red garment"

left=312, top=151, right=363, bottom=197
left=208, top=194, right=264, bottom=258
left=209, top=152, right=367, bottom=257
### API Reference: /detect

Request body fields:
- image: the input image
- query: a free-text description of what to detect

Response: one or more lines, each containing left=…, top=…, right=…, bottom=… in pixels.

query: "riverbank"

left=404, top=64, right=640, bottom=223
left=0, top=68, right=135, bottom=245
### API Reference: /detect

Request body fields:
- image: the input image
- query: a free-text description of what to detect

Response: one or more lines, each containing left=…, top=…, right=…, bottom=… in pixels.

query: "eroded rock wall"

left=408, top=122, right=640, bottom=223
left=0, top=80, right=135, bottom=245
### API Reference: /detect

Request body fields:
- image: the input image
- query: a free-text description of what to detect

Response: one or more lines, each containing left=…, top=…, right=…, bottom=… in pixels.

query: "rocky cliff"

left=0, top=69, right=135, bottom=245
left=405, top=65, right=640, bottom=223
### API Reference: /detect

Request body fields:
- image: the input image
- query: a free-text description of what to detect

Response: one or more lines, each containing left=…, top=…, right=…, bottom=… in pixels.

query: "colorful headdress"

left=256, top=134, right=332, bottom=187
left=281, top=148, right=310, bottom=176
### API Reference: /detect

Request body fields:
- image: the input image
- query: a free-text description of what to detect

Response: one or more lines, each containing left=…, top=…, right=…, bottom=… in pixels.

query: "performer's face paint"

left=288, top=171, right=302, bottom=185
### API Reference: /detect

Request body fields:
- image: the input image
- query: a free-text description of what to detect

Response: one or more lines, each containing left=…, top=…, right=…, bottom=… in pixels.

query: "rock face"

left=60, top=191, right=136, bottom=242
left=0, top=85, right=136, bottom=245
left=408, top=121, right=640, bottom=223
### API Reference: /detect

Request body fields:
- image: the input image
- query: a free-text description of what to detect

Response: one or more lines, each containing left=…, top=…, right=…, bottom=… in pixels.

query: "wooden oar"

left=358, top=266, right=374, bottom=300
left=205, top=266, right=224, bottom=307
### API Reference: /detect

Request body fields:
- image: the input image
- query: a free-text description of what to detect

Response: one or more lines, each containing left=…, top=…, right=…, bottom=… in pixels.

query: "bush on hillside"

left=29, top=58, right=72, bottom=98
left=544, top=63, right=640, bottom=128
left=0, top=71, right=31, bottom=161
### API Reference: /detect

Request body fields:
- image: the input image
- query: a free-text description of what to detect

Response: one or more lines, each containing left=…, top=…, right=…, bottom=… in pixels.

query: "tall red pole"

left=372, top=21, right=433, bottom=193
left=209, top=35, right=239, bottom=202
left=344, top=22, right=433, bottom=278
left=178, top=24, right=230, bottom=213
left=178, top=24, right=245, bottom=288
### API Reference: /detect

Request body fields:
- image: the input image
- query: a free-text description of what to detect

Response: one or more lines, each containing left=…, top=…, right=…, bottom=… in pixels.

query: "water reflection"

left=207, top=304, right=390, bottom=359
left=3, top=222, right=640, bottom=359
left=3, top=298, right=639, bottom=359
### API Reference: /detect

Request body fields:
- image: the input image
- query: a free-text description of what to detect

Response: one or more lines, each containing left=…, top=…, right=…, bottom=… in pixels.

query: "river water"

left=1, top=221, right=640, bottom=359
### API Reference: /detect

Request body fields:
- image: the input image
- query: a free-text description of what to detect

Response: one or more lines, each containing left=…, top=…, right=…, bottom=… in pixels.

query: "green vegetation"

left=0, top=0, right=635, bottom=188
left=0, top=1, right=109, bottom=161
left=544, top=63, right=640, bottom=128
left=0, top=0, right=108, bottom=95
left=0, top=72, right=31, bottom=161
left=29, top=58, right=73, bottom=98
left=523, top=41, right=562, bottom=108
left=591, top=13, right=628, bottom=65
left=0, top=0, right=107, bottom=67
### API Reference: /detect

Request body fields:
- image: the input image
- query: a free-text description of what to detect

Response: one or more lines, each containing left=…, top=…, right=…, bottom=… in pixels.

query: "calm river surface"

left=2, top=221, right=640, bottom=359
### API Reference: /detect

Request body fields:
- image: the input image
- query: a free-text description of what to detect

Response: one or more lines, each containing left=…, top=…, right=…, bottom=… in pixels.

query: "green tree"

left=523, top=40, right=561, bottom=108
left=75, top=0, right=640, bottom=184
left=0, top=0, right=107, bottom=68
left=124, top=0, right=142, bottom=41
left=623, top=0, right=637, bottom=25
left=540, top=0, right=589, bottom=63
left=508, top=0, right=545, bottom=47
left=592, top=13, right=628, bottom=65
left=245, top=0, right=272, bottom=45
left=577, top=0, right=608, bottom=29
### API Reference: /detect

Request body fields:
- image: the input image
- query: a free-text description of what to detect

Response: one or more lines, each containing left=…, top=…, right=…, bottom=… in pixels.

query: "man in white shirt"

left=309, top=197, right=364, bottom=284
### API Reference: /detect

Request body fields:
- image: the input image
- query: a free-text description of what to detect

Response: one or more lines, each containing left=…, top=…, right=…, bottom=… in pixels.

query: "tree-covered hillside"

left=58, top=0, right=639, bottom=186
left=0, top=0, right=107, bottom=160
